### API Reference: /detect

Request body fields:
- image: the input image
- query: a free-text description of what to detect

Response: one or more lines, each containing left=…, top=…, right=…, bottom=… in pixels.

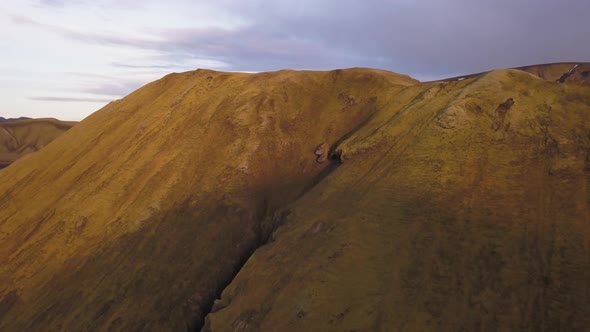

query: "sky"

left=1, top=0, right=589, bottom=121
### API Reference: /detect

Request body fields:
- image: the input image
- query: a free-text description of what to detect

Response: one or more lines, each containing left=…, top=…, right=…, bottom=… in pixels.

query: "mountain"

left=0, top=117, right=32, bottom=122
left=438, top=62, right=590, bottom=86
left=1, top=63, right=589, bottom=331
left=0, top=118, right=77, bottom=169
left=517, top=62, right=590, bottom=85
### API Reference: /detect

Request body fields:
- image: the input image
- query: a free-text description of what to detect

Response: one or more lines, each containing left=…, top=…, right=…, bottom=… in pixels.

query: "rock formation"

left=314, top=142, right=329, bottom=163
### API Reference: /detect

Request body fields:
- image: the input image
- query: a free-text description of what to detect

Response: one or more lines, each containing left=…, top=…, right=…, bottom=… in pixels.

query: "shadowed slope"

left=0, top=118, right=76, bottom=169
left=205, top=70, right=590, bottom=331
left=0, top=68, right=417, bottom=331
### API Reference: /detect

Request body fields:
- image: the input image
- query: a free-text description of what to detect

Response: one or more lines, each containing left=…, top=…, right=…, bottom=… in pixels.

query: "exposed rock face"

left=436, top=105, right=466, bottom=129
left=1, top=65, right=590, bottom=332
left=492, top=98, right=514, bottom=131
left=314, top=142, right=329, bottom=163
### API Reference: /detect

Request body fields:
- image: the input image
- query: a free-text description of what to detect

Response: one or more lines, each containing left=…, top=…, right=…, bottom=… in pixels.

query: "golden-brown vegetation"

left=0, top=64, right=589, bottom=331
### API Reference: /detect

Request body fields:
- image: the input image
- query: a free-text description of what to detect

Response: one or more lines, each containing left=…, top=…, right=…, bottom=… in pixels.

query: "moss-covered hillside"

left=0, top=64, right=589, bottom=331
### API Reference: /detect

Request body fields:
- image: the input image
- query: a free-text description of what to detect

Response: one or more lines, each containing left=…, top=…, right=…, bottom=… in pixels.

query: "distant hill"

left=0, top=64, right=589, bottom=331
left=517, top=62, right=590, bottom=84
left=0, top=117, right=32, bottom=122
left=0, top=118, right=77, bottom=169
left=436, top=62, right=590, bottom=85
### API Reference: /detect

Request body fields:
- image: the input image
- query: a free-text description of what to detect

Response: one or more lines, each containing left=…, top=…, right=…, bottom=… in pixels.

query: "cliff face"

left=1, top=64, right=589, bottom=331
left=0, top=118, right=76, bottom=169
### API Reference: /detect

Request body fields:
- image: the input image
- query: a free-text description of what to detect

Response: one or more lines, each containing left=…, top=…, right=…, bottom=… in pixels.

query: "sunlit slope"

left=0, top=68, right=417, bottom=331
left=205, top=70, right=590, bottom=331
left=0, top=118, right=75, bottom=168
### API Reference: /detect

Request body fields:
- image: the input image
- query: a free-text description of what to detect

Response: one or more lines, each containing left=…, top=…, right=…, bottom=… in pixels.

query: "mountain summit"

left=1, top=64, right=589, bottom=331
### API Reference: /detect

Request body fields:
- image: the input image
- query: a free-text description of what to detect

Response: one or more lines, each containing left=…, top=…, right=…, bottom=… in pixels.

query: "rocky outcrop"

left=314, top=142, right=329, bottom=163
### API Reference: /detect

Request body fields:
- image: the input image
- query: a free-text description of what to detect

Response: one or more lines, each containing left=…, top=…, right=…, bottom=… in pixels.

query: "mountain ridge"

left=432, top=61, right=590, bottom=85
left=1, top=63, right=589, bottom=331
left=0, top=117, right=31, bottom=122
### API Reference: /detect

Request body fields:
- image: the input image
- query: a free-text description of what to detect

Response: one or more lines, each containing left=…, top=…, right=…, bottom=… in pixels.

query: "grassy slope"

left=0, top=68, right=417, bottom=331
left=0, top=65, right=589, bottom=331
left=0, top=118, right=76, bottom=168
left=205, top=70, right=590, bottom=331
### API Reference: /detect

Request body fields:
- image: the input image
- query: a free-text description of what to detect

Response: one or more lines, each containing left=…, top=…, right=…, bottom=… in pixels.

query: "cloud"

left=12, top=0, right=590, bottom=79
left=81, top=81, right=144, bottom=96
left=110, top=58, right=228, bottom=71
left=29, top=96, right=113, bottom=103
left=11, top=14, right=157, bottom=49
left=205, top=0, right=590, bottom=77
left=111, top=63, right=180, bottom=69
left=66, top=72, right=119, bottom=80
left=11, top=16, right=354, bottom=71
left=37, top=0, right=66, bottom=6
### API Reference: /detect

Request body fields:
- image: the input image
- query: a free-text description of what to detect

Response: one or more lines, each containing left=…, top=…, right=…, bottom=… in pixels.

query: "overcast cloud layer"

left=1, top=0, right=589, bottom=120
